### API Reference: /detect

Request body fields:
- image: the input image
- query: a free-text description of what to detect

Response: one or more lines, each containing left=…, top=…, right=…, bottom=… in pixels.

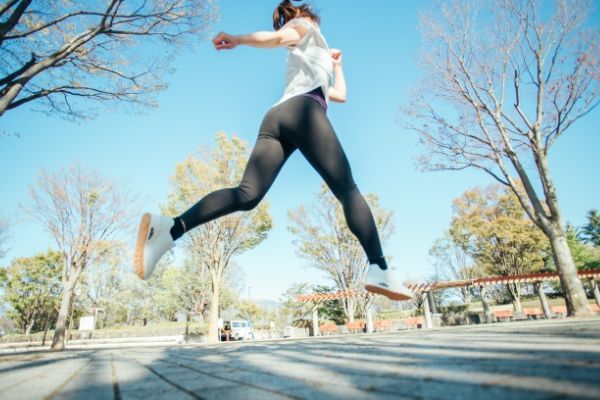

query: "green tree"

left=235, top=300, right=265, bottom=324
left=83, top=244, right=127, bottom=328
left=114, top=271, right=153, bottom=326
left=279, top=283, right=346, bottom=327
left=288, top=184, right=394, bottom=323
left=449, top=185, right=548, bottom=312
left=0, top=0, right=217, bottom=122
left=565, top=224, right=600, bottom=271
left=147, top=265, right=186, bottom=322
left=403, top=0, right=598, bottom=316
left=164, top=132, right=272, bottom=342
left=177, top=253, right=211, bottom=323
left=279, top=282, right=315, bottom=328
left=26, top=163, right=134, bottom=349
left=581, top=210, right=600, bottom=247
left=1, top=250, right=61, bottom=335
left=312, top=285, right=346, bottom=325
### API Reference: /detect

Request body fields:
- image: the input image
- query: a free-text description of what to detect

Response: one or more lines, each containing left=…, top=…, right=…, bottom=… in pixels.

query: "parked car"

left=220, top=320, right=253, bottom=341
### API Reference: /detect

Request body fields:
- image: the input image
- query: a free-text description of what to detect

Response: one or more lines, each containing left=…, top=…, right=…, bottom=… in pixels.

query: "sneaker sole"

left=365, top=284, right=413, bottom=301
left=134, top=213, right=151, bottom=279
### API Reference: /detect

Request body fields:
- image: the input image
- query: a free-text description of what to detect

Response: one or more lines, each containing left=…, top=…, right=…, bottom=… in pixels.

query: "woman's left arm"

left=213, top=26, right=307, bottom=50
left=328, top=49, right=347, bottom=103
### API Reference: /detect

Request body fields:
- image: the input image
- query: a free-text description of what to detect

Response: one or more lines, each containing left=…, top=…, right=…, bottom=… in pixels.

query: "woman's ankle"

left=170, top=217, right=186, bottom=241
left=369, top=256, right=388, bottom=270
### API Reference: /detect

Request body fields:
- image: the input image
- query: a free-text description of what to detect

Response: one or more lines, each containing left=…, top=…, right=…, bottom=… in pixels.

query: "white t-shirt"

left=273, top=17, right=334, bottom=107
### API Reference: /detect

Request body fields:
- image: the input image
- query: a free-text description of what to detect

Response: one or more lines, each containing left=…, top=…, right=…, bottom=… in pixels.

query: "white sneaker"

left=365, top=264, right=413, bottom=301
left=134, top=213, right=175, bottom=280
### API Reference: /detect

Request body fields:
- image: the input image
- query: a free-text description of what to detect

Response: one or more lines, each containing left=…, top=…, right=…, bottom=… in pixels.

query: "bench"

left=375, top=319, right=394, bottom=332
left=523, top=307, right=544, bottom=319
left=551, top=305, right=567, bottom=318
left=404, top=316, right=424, bottom=329
left=346, top=321, right=365, bottom=334
left=493, top=310, right=513, bottom=322
left=319, top=323, right=338, bottom=336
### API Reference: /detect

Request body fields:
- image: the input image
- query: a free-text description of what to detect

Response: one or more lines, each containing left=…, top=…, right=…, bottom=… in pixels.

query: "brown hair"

left=273, top=0, right=320, bottom=31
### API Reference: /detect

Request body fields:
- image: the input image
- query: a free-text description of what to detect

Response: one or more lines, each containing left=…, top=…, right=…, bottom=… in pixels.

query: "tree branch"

left=0, top=0, right=32, bottom=44
left=0, top=52, right=36, bottom=87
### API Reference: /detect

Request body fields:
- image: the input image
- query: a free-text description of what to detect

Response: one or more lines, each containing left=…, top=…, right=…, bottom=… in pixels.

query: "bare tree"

left=430, top=232, right=482, bottom=304
left=164, top=132, right=272, bottom=343
left=0, top=0, right=217, bottom=120
left=83, top=243, right=127, bottom=327
left=288, top=184, right=394, bottom=323
left=26, top=163, right=134, bottom=350
left=177, top=252, right=210, bottom=323
left=402, top=0, right=599, bottom=315
left=0, top=215, right=9, bottom=259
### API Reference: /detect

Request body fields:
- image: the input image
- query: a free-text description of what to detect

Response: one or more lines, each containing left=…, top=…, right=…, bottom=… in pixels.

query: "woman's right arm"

left=213, top=26, right=307, bottom=50
left=328, top=49, right=347, bottom=103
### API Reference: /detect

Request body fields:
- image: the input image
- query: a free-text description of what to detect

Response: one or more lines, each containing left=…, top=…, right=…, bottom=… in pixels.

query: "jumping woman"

left=134, top=0, right=413, bottom=301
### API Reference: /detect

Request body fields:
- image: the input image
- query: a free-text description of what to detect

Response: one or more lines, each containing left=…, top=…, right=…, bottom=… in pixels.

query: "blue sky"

left=1, top=0, right=599, bottom=302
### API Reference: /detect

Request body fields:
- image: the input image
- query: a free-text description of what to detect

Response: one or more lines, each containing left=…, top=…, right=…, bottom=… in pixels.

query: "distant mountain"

left=255, top=299, right=281, bottom=310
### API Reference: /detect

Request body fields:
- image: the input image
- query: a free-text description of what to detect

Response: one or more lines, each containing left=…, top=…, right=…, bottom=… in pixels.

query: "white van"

left=223, top=320, right=253, bottom=341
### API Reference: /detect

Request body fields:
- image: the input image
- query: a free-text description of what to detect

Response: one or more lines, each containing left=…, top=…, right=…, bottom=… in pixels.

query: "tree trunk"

left=25, top=314, right=36, bottom=336
left=365, top=298, right=374, bottom=333
left=423, top=292, right=433, bottom=329
left=535, top=282, right=552, bottom=319
left=507, top=283, right=523, bottom=313
left=480, top=286, right=493, bottom=323
left=345, top=298, right=356, bottom=323
left=427, top=291, right=438, bottom=314
left=207, top=273, right=220, bottom=343
left=312, top=305, right=320, bottom=336
left=591, top=279, right=600, bottom=307
left=42, top=317, right=50, bottom=346
left=460, top=288, right=472, bottom=305
left=51, top=278, right=76, bottom=350
left=513, top=294, right=523, bottom=314
left=547, top=229, right=591, bottom=316
left=67, top=299, right=76, bottom=342
left=0, top=82, right=25, bottom=116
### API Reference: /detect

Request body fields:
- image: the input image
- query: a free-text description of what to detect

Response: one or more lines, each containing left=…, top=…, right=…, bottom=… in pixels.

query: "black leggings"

left=176, top=95, right=386, bottom=265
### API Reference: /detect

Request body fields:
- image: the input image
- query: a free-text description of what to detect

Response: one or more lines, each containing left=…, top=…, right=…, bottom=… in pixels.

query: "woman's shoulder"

left=282, top=17, right=317, bottom=31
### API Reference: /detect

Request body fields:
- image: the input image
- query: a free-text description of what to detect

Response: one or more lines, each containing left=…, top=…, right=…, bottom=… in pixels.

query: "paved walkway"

left=1, top=318, right=599, bottom=399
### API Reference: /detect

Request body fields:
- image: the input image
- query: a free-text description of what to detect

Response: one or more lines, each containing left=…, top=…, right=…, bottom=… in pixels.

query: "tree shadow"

left=2, top=319, right=600, bottom=399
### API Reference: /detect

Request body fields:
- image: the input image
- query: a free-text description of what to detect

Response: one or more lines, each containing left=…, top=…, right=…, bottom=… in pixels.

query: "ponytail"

left=273, top=1, right=320, bottom=31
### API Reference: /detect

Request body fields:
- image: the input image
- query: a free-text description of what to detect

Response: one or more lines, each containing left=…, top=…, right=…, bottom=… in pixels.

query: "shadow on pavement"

left=2, top=319, right=600, bottom=399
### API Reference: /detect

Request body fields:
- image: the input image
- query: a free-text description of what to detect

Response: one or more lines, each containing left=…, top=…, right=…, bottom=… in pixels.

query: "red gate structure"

left=297, top=269, right=600, bottom=335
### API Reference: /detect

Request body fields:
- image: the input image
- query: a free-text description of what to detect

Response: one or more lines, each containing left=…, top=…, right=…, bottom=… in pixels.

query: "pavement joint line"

left=124, top=352, right=207, bottom=400
left=141, top=351, right=305, bottom=400
left=42, top=354, right=95, bottom=400
left=110, top=352, right=122, bottom=400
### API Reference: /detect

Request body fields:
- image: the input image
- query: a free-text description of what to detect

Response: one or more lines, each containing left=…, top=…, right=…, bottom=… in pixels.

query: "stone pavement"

left=1, top=318, right=599, bottom=400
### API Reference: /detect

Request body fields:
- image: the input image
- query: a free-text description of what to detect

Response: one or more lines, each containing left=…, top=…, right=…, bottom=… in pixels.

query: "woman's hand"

left=330, top=48, right=343, bottom=68
left=328, top=48, right=346, bottom=102
left=213, top=32, right=239, bottom=50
